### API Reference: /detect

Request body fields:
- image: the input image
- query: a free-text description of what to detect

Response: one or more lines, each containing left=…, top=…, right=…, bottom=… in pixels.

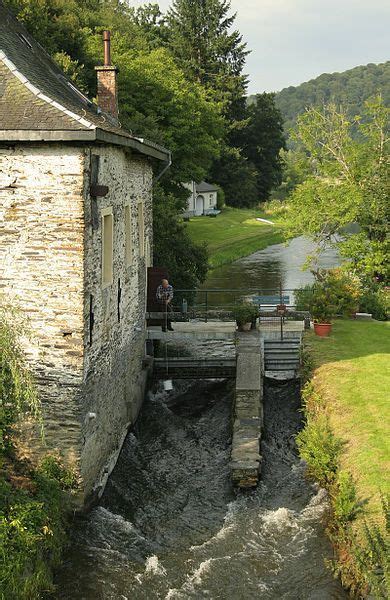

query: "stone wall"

left=0, top=144, right=85, bottom=468
left=81, top=146, right=153, bottom=501
left=1, top=142, right=154, bottom=503
left=231, top=332, right=263, bottom=488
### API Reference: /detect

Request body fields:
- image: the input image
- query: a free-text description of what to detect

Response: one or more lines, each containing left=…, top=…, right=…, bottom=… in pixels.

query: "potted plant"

left=233, top=303, right=259, bottom=331
left=309, top=289, right=335, bottom=336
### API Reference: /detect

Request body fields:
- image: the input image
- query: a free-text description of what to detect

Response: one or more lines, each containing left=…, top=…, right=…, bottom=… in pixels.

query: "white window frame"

left=101, top=207, right=113, bottom=288
left=124, top=202, right=133, bottom=267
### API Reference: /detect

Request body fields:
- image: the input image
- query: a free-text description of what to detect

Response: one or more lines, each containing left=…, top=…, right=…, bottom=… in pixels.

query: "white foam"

left=189, top=558, right=213, bottom=585
left=145, top=555, right=167, bottom=577
left=262, top=507, right=297, bottom=530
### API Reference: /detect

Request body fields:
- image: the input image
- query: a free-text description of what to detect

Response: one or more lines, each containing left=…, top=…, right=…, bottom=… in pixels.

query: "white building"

left=184, top=181, right=219, bottom=217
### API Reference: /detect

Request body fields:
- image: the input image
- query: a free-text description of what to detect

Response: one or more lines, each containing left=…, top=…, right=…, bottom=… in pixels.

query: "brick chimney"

left=95, top=30, right=119, bottom=121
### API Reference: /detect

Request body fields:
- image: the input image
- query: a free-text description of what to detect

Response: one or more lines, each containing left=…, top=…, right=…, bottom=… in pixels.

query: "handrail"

left=174, top=288, right=301, bottom=293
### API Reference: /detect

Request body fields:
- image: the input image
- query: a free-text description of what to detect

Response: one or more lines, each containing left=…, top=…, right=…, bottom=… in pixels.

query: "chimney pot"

left=95, top=30, right=119, bottom=121
left=103, top=30, right=111, bottom=66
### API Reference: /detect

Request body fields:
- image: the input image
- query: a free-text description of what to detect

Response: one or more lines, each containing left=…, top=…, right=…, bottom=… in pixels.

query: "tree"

left=287, top=97, right=389, bottom=281
left=167, top=0, right=253, bottom=207
left=167, top=0, right=248, bottom=112
left=210, top=147, right=258, bottom=207
left=243, top=93, right=286, bottom=201
left=5, top=0, right=221, bottom=289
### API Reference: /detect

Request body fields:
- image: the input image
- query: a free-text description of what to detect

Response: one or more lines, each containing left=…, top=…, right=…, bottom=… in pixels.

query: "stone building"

left=0, top=5, right=170, bottom=505
left=184, top=181, right=219, bottom=216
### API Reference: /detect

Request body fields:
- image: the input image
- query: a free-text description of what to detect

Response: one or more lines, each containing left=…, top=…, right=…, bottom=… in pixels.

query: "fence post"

left=205, top=291, right=208, bottom=323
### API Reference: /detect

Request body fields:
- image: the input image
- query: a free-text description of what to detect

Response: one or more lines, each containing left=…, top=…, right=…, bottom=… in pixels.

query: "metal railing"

left=172, top=287, right=300, bottom=322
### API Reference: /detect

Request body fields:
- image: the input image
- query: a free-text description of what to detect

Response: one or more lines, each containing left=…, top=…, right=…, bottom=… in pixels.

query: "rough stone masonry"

left=0, top=143, right=154, bottom=504
left=231, top=331, right=264, bottom=488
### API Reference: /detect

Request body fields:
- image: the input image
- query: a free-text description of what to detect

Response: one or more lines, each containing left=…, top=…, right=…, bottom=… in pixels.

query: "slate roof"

left=0, top=1, right=170, bottom=161
left=196, top=181, right=219, bottom=193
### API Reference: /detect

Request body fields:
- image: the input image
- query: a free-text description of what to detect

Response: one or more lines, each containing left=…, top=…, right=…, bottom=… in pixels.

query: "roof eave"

left=0, top=128, right=170, bottom=161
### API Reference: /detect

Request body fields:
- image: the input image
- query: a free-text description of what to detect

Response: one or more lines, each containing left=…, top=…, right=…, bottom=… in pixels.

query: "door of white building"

left=195, top=195, right=204, bottom=216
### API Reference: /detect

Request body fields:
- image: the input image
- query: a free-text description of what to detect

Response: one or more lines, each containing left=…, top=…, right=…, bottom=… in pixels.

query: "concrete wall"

left=81, top=146, right=153, bottom=500
left=0, top=144, right=85, bottom=468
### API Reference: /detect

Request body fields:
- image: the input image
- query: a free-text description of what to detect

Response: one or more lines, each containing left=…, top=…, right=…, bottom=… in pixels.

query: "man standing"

left=156, top=278, right=174, bottom=332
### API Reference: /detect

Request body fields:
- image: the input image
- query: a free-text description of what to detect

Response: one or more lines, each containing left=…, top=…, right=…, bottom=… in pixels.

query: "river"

left=56, top=237, right=344, bottom=599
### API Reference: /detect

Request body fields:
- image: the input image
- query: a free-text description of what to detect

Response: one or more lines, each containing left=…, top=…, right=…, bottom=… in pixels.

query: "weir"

left=147, top=311, right=305, bottom=488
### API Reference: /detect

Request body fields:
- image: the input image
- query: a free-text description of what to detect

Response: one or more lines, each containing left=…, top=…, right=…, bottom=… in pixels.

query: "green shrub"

left=0, top=304, right=74, bottom=600
left=332, top=471, right=362, bottom=526
left=37, top=455, right=78, bottom=491
left=294, top=268, right=360, bottom=323
left=359, top=286, right=389, bottom=321
left=296, top=413, right=342, bottom=486
left=216, top=186, right=225, bottom=210
left=356, top=494, right=390, bottom=599
left=0, top=304, right=40, bottom=451
left=295, top=284, right=314, bottom=312
left=232, top=302, right=259, bottom=325
left=298, top=371, right=389, bottom=598
left=0, top=457, right=73, bottom=600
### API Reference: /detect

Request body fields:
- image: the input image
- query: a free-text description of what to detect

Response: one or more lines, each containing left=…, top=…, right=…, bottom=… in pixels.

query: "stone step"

left=265, top=363, right=300, bottom=371
left=265, top=358, right=300, bottom=365
left=264, top=342, right=301, bottom=348
left=265, top=353, right=299, bottom=361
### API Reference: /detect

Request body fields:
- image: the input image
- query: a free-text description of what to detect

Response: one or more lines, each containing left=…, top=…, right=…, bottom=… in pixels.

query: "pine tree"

left=167, top=0, right=248, bottom=116
left=243, top=93, right=286, bottom=200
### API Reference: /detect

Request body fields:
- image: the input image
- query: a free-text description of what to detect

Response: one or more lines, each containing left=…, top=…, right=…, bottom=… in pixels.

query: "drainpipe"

left=153, top=151, right=172, bottom=183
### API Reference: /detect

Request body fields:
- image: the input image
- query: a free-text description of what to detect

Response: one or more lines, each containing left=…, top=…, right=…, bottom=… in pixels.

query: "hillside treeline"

left=274, top=61, right=390, bottom=134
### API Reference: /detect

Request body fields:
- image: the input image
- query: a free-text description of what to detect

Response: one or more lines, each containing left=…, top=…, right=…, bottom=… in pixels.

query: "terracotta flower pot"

left=314, top=322, right=332, bottom=337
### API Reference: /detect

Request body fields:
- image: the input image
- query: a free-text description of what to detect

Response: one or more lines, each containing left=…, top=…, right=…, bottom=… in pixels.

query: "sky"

left=129, top=0, right=390, bottom=94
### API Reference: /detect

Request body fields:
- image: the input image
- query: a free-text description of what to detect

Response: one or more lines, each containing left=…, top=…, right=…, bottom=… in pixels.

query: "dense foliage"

left=0, top=305, right=76, bottom=599
left=242, top=93, right=286, bottom=200
left=287, top=97, right=389, bottom=283
left=0, top=305, right=39, bottom=451
left=272, top=61, right=390, bottom=136
left=295, top=268, right=361, bottom=323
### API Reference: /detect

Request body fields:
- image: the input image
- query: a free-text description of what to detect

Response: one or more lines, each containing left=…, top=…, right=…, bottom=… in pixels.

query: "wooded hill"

left=250, top=62, right=390, bottom=133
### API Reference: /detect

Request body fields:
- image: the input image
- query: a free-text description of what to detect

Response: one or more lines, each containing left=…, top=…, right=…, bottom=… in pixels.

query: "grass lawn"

left=186, top=206, right=286, bottom=268
left=305, top=319, right=390, bottom=521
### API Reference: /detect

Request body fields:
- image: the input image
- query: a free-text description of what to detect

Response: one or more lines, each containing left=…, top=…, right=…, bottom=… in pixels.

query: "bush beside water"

left=297, top=366, right=389, bottom=598
left=295, top=268, right=388, bottom=322
left=0, top=305, right=75, bottom=599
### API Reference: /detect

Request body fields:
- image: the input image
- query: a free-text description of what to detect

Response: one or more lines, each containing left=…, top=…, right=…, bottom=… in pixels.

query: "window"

left=125, top=203, right=132, bottom=266
left=137, top=201, right=145, bottom=258
left=145, top=237, right=152, bottom=268
left=90, top=155, right=100, bottom=230
left=101, top=208, right=113, bottom=287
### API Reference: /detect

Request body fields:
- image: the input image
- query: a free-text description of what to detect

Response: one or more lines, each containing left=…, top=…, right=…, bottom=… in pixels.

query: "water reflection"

left=196, top=237, right=340, bottom=309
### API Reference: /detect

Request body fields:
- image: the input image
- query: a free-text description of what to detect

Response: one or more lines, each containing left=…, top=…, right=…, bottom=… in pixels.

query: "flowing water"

left=56, top=238, right=344, bottom=599
left=57, top=379, right=346, bottom=599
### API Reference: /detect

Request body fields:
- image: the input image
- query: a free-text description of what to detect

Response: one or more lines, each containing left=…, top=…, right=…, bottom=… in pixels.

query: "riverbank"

left=298, top=319, right=389, bottom=597
left=0, top=307, right=75, bottom=599
left=0, top=453, right=75, bottom=599
left=186, top=205, right=286, bottom=269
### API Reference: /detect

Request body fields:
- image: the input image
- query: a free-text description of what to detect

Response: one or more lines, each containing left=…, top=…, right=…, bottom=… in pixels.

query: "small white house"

left=184, top=181, right=219, bottom=217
